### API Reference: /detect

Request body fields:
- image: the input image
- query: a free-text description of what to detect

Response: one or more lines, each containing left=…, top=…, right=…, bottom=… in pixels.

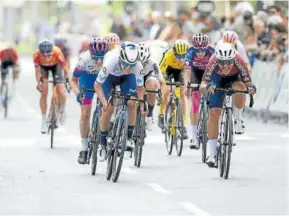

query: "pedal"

left=233, top=143, right=236, bottom=146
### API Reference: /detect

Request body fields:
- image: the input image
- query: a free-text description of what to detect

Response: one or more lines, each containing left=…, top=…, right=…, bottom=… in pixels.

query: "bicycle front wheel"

left=224, top=109, right=234, bottom=179
left=90, top=112, right=100, bottom=175
left=175, top=99, right=184, bottom=157
left=164, top=103, right=173, bottom=155
left=134, top=109, right=146, bottom=168
left=50, top=103, right=56, bottom=149
left=112, top=114, right=127, bottom=183
left=201, top=106, right=208, bottom=163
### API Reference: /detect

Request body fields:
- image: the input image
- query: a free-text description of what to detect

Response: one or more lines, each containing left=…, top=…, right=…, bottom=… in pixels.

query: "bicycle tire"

left=3, top=83, right=8, bottom=118
left=90, top=112, right=100, bottom=175
left=135, top=109, right=145, bottom=167
left=164, top=103, right=173, bottom=155
left=175, top=99, right=184, bottom=157
left=106, top=149, right=113, bottom=180
left=201, top=106, right=208, bottom=163
left=50, top=102, right=56, bottom=149
left=133, top=107, right=141, bottom=167
left=112, top=114, right=127, bottom=183
left=218, top=110, right=228, bottom=177
left=224, top=108, right=233, bottom=179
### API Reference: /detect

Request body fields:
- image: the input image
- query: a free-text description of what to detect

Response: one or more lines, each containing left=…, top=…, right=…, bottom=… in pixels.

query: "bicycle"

left=106, top=89, right=146, bottom=183
left=212, top=87, right=254, bottom=179
left=133, top=89, right=161, bottom=168
left=0, top=66, right=13, bottom=118
left=163, top=81, right=184, bottom=156
left=79, top=88, right=101, bottom=175
left=187, top=83, right=209, bottom=163
left=39, top=78, right=70, bottom=148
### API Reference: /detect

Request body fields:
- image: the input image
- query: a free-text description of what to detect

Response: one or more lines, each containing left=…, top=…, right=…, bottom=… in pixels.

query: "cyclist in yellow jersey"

left=158, top=39, right=189, bottom=139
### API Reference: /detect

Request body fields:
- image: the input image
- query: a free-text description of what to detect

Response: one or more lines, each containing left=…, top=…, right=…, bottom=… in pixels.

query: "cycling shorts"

left=40, top=64, right=64, bottom=82
left=209, top=73, right=241, bottom=108
left=163, top=66, right=184, bottom=83
left=190, top=66, right=204, bottom=91
left=102, top=73, right=137, bottom=101
left=78, top=75, right=98, bottom=105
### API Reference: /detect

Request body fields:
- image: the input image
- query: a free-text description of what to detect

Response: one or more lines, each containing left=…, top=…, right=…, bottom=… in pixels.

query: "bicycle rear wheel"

left=175, top=100, right=184, bottom=157
left=112, top=114, right=127, bottom=183
left=134, top=108, right=145, bottom=167
left=164, top=103, right=173, bottom=155
left=50, top=102, right=56, bottom=149
left=224, top=109, right=233, bottom=179
left=200, top=106, right=208, bottom=163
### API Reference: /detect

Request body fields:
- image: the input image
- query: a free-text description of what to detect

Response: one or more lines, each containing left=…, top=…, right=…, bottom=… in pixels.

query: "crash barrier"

left=245, top=59, right=288, bottom=125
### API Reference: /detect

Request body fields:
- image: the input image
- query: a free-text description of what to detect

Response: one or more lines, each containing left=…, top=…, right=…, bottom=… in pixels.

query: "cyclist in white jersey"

left=94, top=42, right=145, bottom=160
left=138, top=42, right=164, bottom=130
left=220, top=31, right=251, bottom=134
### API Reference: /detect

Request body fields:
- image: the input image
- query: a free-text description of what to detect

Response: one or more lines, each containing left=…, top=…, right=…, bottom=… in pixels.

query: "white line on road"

left=146, top=183, right=171, bottom=194
left=179, top=201, right=211, bottom=216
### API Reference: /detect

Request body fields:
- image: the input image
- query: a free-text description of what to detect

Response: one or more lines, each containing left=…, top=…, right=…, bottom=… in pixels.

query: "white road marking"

left=146, top=183, right=171, bottom=194
left=179, top=201, right=211, bottom=216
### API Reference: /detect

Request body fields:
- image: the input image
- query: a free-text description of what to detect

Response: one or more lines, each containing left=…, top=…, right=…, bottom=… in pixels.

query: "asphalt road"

left=0, top=58, right=288, bottom=215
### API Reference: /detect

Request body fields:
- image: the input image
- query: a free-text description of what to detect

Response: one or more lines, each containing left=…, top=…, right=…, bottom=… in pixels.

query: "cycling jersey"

left=96, top=48, right=144, bottom=100
left=184, top=45, right=215, bottom=71
left=73, top=50, right=102, bottom=105
left=160, top=48, right=185, bottom=72
left=202, top=54, right=252, bottom=85
left=142, top=59, right=163, bottom=82
left=0, top=48, right=19, bottom=63
left=96, top=49, right=143, bottom=85
left=33, top=46, right=67, bottom=68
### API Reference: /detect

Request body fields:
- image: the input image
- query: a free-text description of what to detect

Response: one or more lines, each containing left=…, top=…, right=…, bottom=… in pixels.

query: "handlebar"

left=38, top=78, right=71, bottom=93
left=166, top=81, right=184, bottom=87
left=80, top=87, right=95, bottom=98
left=213, top=88, right=254, bottom=108
left=108, top=89, right=146, bottom=106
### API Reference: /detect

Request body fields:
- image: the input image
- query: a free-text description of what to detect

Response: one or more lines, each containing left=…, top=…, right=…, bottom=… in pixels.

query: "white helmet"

left=138, top=42, right=150, bottom=63
left=120, top=41, right=139, bottom=64
left=215, top=41, right=236, bottom=60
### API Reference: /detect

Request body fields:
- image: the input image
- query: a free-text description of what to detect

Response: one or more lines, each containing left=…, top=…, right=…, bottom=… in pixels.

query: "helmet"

left=215, top=41, right=236, bottom=60
left=89, top=37, right=109, bottom=56
left=120, top=41, right=139, bottom=64
left=138, top=42, right=150, bottom=63
left=105, top=33, right=120, bottom=45
left=81, top=37, right=90, bottom=48
left=38, top=39, right=53, bottom=54
left=191, top=33, right=209, bottom=48
left=173, top=39, right=189, bottom=55
left=222, top=31, right=238, bottom=44
left=54, top=36, right=66, bottom=47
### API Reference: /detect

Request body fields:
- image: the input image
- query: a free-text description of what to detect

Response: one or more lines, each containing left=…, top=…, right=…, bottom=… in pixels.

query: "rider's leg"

left=232, top=81, right=246, bottom=134
left=54, top=65, right=67, bottom=124
left=145, top=77, right=160, bottom=130
left=120, top=74, right=137, bottom=148
left=40, top=81, right=49, bottom=132
left=158, top=85, right=170, bottom=129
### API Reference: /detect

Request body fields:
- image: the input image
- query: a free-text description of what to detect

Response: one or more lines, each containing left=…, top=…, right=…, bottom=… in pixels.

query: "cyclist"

left=104, top=33, right=120, bottom=50
left=0, top=42, right=20, bottom=96
left=138, top=42, right=164, bottom=131
left=199, top=41, right=255, bottom=167
left=158, top=39, right=189, bottom=139
left=54, top=36, right=71, bottom=67
left=221, top=31, right=251, bottom=134
left=184, top=33, right=215, bottom=149
left=33, top=39, right=71, bottom=133
left=71, top=37, right=109, bottom=164
left=94, top=41, right=145, bottom=160
left=78, top=36, right=90, bottom=55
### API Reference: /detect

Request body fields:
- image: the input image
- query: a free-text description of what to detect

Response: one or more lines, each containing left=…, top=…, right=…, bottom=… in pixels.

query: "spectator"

left=149, top=11, right=164, bottom=40
left=158, top=11, right=182, bottom=44
left=110, top=16, right=127, bottom=40
left=179, top=10, right=194, bottom=41
left=201, top=15, right=221, bottom=46
left=128, top=21, right=143, bottom=41
left=267, top=5, right=288, bottom=27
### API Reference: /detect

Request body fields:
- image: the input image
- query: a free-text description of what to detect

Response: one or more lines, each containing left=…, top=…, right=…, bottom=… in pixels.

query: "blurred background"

left=0, top=0, right=287, bottom=65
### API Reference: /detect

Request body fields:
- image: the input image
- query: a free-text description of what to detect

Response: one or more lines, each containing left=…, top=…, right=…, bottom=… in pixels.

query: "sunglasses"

left=121, top=61, right=137, bottom=68
left=91, top=55, right=104, bottom=61
left=175, top=54, right=185, bottom=59
left=217, top=59, right=234, bottom=66
left=268, top=10, right=276, bottom=14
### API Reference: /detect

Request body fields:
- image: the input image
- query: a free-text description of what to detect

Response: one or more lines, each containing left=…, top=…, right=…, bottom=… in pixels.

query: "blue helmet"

left=38, top=39, right=53, bottom=54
